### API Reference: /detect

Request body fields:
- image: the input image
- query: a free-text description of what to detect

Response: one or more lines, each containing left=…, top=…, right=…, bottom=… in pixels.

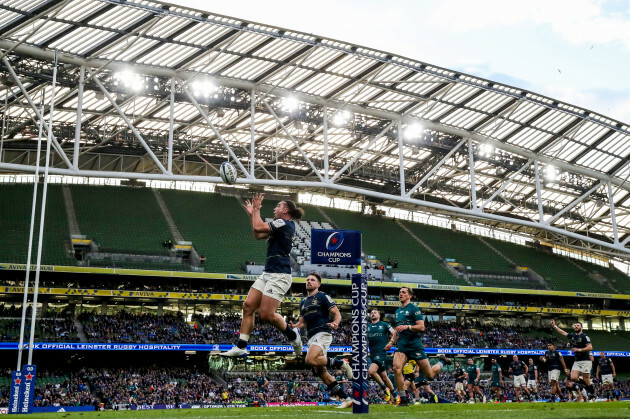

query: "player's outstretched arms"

left=550, top=319, right=568, bottom=336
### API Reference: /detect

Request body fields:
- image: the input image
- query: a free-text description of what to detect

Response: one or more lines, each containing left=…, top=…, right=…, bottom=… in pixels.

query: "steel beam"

left=262, top=100, right=324, bottom=183
left=3, top=40, right=627, bottom=192
left=330, top=121, right=395, bottom=183
left=183, top=86, right=250, bottom=178
left=468, top=138, right=477, bottom=210
left=609, top=182, right=620, bottom=245
left=546, top=182, right=602, bottom=225
left=87, top=68, right=168, bottom=174
left=2, top=56, right=73, bottom=169
left=479, top=159, right=533, bottom=211
left=73, top=65, right=84, bottom=170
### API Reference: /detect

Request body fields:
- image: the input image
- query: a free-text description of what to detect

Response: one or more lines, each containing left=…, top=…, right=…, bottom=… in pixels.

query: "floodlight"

left=332, top=110, right=350, bottom=127
left=114, top=71, right=144, bottom=92
left=403, top=123, right=423, bottom=140
left=283, top=97, right=299, bottom=111
left=191, top=79, right=217, bottom=97
left=545, top=165, right=558, bottom=181
left=480, top=143, right=494, bottom=157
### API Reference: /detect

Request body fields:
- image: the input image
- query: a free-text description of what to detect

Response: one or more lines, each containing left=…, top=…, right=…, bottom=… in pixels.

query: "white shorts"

left=548, top=369, right=561, bottom=382
left=527, top=379, right=537, bottom=389
left=572, top=360, right=592, bottom=374
left=307, top=332, right=333, bottom=356
left=251, top=272, right=292, bottom=301
left=513, top=374, right=526, bottom=387
left=455, top=382, right=464, bottom=391
left=601, top=374, right=614, bottom=385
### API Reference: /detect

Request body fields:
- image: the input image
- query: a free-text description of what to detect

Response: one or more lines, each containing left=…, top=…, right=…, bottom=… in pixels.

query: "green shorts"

left=467, top=379, right=478, bottom=386
left=396, top=347, right=427, bottom=362
left=370, top=353, right=387, bottom=367
left=491, top=380, right=501, bottom=387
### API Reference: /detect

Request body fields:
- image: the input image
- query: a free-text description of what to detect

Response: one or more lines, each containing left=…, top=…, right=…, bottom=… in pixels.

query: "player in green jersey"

left=390, top=287, right=451, bottom=406
left=256, top=371, right=269, bottom=405
left=466, top=358, right=486, bottom=403
left=368, top=308, right=398, bottom=404
left=490, top=358, right=503, bottom=402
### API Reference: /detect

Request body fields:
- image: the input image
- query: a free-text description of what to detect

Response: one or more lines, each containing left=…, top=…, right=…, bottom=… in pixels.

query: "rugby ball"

left=219, top=161, right=238, bottom=185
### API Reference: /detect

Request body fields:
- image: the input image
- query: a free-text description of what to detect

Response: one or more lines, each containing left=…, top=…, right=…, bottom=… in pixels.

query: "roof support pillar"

left=468, top=138, right=477, bottom=210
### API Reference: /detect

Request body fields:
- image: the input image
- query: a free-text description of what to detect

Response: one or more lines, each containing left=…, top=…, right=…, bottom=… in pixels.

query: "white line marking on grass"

left=314, top=410, right=353, bottom=414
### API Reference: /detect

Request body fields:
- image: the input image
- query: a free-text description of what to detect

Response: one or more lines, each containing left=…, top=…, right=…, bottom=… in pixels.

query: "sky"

left=171, top=0, right=630, bottom=124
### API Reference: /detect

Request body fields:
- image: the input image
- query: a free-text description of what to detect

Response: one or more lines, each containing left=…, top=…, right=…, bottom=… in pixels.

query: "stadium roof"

left=1, top=0, right=630, bottom=259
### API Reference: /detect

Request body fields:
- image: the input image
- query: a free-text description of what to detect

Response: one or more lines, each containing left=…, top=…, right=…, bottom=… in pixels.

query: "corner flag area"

left=26, top=402, right=630, bottom=419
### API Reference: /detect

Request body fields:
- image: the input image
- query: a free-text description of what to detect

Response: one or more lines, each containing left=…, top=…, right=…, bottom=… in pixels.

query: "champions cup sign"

left=310, top=229, right=362, bottom=265
left=351, top=274, right=369, bottom=414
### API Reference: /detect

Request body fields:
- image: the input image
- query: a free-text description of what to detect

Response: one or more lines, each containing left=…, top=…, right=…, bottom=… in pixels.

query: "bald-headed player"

left=508, top=355, right=531, bottom=402
left=390, top=287, right=451, bottom=406
left=367, top=308, right=398, bottom=403
left=551, top=319, right=595, bottom=398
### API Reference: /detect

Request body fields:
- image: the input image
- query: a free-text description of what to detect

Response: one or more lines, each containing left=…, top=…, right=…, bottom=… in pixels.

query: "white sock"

left=239, top=333, right=250, bottom=341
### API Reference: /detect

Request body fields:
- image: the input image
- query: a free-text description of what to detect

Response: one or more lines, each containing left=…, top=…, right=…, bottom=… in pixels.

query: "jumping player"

left=551, top=319, right=595, bottom=398
left=222, top=193, right=304, bottom=357
left=490, top=358, right=503, bottom=402
left=390, top=287, right=451, bottom=406
left=290, top=272, right=353, bottom=408
left=540, top=342, right=568, bottom=402
left=367, top=309, right=398, bottom=403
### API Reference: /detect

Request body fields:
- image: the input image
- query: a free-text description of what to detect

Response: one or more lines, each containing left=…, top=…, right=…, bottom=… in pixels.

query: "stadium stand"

left=481, top=237, right=603, bottom=293
left=0, top=184, right=74, bottom=266
left=1, top=184, right=629, bottom=292
left=71, top=185, right=172, bottom=257
left=398, top=220, right=512, bottom=273
left=160, top=190, right=267, bottom=273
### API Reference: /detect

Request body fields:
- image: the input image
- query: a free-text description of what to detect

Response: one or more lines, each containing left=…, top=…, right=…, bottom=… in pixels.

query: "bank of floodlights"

left=331, top=110, right=351, bottom=127
left=191, top=78, right=218, bottom=98
left=113, top=71, right=145, bottom=93
left=403, top=123, right=424, bottom=140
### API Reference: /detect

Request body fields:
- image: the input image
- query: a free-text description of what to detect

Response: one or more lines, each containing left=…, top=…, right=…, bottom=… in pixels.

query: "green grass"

left=27, top=402, right=630, bottom=418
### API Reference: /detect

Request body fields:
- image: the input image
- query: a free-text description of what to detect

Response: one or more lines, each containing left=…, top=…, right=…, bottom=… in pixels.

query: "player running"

left=490, top=358, right=503, bottom=402
left=402, top=360, right=418, bottom=402
left=390, top=287, right=451, bottom=406
left=596, top=351, right=616, bottom=401
left=255, top=370, right=269, bottom=405
left=508, top=355, right=532, bottom=402
left=526, top=358, right=538, bottom=401
left=540, top=342, right=568, bottom=402
left=413, top=368, right=439, bottom=404
left=222, top=193, right=304, bottom=357
left=453, top=362, right=467, bottom=403
left=290, top=272, right=353, bottom=408
left=367, top=308, right=398, bottom=403
left=551, top=319, right=595, bottom=399
left=466, top=358, right=485, bottom=403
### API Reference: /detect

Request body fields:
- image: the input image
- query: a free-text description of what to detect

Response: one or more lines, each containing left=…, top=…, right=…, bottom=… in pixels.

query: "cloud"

left=427, top=0, right=630, bottom=49
left=541, top=85, right=630, bottom=124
